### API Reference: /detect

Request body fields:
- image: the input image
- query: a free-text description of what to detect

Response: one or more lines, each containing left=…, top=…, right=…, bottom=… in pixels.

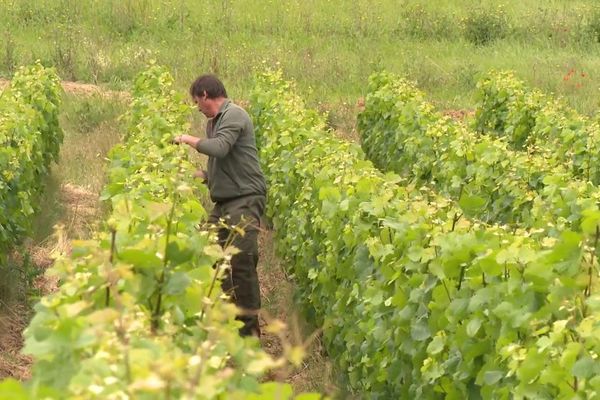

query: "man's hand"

left=193, top=169, right=207, bottom=182
left=173, top=134, right=201, bottom=148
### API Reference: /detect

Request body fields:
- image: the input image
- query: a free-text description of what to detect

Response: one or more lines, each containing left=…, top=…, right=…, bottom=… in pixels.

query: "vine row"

left=251, top=70, right=600, bottom=398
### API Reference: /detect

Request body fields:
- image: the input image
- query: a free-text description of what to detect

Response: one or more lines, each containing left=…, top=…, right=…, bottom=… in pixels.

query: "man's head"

left=190, top=74, right=228, bottom=118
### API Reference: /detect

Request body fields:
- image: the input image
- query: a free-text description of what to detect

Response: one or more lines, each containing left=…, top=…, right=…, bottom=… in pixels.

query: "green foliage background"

left=2, top=0, right=600, bottom=125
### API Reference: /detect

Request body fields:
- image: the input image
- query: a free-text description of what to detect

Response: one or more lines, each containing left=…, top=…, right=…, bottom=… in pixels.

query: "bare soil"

left=442, top=108, right=475, bottom=121
left=0, top=78, right=130, bottom=101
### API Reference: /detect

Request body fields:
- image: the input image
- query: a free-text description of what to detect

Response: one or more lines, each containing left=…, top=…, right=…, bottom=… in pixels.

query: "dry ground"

left=0, top=78, right=129, bottom=100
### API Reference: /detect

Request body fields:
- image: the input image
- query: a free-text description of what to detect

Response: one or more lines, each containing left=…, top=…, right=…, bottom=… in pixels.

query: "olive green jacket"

left=195, top=100, right=267, bottom=203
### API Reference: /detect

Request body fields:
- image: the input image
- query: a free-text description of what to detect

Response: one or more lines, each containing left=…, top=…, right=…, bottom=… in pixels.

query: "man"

left=174, top=74, right=267, bottom=337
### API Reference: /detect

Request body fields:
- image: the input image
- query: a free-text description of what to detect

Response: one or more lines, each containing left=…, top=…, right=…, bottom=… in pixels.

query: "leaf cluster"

left=474, top=70, right=600, bottom=185
left=357, top=72, right=600, bottom=240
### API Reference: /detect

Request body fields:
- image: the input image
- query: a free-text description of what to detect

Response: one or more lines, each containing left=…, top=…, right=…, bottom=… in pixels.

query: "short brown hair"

left=189, top=74, right=228, bottom=99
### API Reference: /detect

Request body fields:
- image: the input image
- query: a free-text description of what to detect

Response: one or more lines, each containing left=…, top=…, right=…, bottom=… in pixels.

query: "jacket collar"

left=215, top=99, right=231, bottom=117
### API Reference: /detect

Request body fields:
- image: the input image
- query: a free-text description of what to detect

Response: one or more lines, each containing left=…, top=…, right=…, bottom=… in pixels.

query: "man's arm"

left=173, top=110, right=245, bottom=158
left=174, top=116, right=243, bottom=158
left=194, top=117, right=242, bottom=158
left=174, top=134, right=201, bottom=148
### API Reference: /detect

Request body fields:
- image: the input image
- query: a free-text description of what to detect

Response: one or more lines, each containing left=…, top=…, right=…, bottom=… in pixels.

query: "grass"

left=2, top=0, right=600, bottom=135
left=55, top=93, right=125, bottom=192
left=32, top=92, right=125, bottom=241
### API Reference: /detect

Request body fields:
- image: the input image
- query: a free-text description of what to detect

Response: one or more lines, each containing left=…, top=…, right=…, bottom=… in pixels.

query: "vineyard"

left=3, top=62, right=600, bottom=398
left=250, top=71, right=600, bottom=398
left=2, top=9, right=600, bottom=396
left=0, top=67, right=321, bottom=399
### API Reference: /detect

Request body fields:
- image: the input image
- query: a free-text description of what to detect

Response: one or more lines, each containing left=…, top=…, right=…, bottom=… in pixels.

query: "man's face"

left=193, top=94, right=213, bottom=117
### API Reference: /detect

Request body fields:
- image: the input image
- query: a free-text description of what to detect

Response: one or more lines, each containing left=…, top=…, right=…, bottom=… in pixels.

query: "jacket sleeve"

left=195, top=113, right=242, bottom=158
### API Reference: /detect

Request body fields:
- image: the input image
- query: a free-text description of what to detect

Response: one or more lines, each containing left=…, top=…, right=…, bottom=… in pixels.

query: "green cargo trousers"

left=208, top=194, right=266, bottom=337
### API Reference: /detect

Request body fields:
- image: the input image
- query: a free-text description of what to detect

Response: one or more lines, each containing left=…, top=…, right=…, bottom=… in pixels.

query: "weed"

left=463, top=7, right=510, bottom=46
left=52, top=26, right=79, bottom=81
left=583, top=7, right=600, bottom=44
left=62, top=93, right=124, bottom=134
left=2, top=30, right=17, bottom=75
left=55, top=94, right=124, bottom=193
left=0, top=251, right=43, bottom=307
left=400, top=5, right=456, bottom=40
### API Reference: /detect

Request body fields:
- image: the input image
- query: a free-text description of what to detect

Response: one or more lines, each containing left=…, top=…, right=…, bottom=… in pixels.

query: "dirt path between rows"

left=0, top=78, right=130, bottom=100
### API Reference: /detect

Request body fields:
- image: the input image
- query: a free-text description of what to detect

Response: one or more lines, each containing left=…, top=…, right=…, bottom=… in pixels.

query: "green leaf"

left=458, top=194, right=486, bottom=214
left=466, top=318, right=482, bottom=337
left=581, top=209, right=600, bottom=235
left=119, top=248, right=163, bottom=269
left=166, top=241, right=194, bottom=265
left=572, top=356, right=596, bottom=379
left=427, top=335, right=445, bottom=355
left=411, top=321, right=431, bottom=341
left=164, top=272, right=191, bottom=295
left=295, top=394, right=326, bottom=400
left=145, top=202, right=173, bottom=221
left=483, top=370, right=503, bottom=385
left=0, top=378, right=30, bottom=399
left=245, top=382, right=293, bottom=400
